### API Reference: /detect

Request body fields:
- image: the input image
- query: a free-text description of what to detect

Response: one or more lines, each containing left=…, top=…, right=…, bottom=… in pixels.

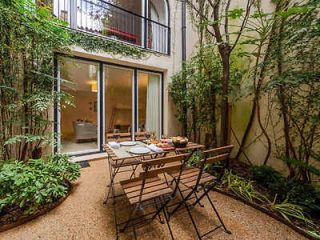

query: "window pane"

left=105, top=66, right=133, bottom=142
left=138, top=72, right=161, bottom=138
left=59, top=57, right=99, bottom=153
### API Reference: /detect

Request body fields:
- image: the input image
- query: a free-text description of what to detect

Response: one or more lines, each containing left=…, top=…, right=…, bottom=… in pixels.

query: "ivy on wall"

left=69, top=30, right=146, bottom=59
left=0, top=0, right=147, bottom=161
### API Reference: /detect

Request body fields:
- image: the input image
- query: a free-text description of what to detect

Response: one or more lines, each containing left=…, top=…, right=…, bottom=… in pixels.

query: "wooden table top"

left=103, top=141, right=205, bottom=161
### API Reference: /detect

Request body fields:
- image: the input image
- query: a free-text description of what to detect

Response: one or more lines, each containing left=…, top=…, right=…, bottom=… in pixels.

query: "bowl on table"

left=172, top=136, right=188, bottom=148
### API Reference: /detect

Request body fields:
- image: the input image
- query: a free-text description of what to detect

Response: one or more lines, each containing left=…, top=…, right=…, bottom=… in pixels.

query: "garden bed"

left=213, top=187, right=315, bottom=240
left=0, top=181, right=72, bottom=232
left=213, top=159, right=320, bottom=240
left=0, top=156, right=80, bottom=233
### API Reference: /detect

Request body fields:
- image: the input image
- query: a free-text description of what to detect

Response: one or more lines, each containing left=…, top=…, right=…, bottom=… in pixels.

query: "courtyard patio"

left=0, top=159, right=306, bottom=240
left=1, top=0, right=319, bottom=239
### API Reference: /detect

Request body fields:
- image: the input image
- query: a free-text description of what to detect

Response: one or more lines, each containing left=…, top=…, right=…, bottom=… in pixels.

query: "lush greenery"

left=70, top=30, right=145, bottom=58
left=250, top=165, right=320, bottom=215
left=170, top=0, right=320, bottom=180
left=0, top=0, right=145, bottom=161
left=0, top=154, right=80, bottom=215
left=0, top=0, right=70, bottom=161
left=169, top=45, right=244, bottom=146
left=221, top=170, right=318, bottom=237
left=222, top=170, right=269, bottom=203
left=0, top=0, right=144, bottom=222
left=169, top=0, right=320, bottom=237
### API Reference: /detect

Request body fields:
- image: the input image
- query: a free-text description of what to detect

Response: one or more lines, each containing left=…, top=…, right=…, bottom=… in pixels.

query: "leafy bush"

left=284, top=180, right=320, bottom=214
left=188, top=150, right=203, bottom=167
left=250, top=165, right=284, bottom=187
left=250, top=165, right=320, bottom=213
left=0, top=154, right=80, bottom=215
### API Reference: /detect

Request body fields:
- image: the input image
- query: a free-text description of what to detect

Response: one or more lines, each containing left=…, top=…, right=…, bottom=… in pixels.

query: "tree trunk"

left=219, top=45, right=231, bottom=146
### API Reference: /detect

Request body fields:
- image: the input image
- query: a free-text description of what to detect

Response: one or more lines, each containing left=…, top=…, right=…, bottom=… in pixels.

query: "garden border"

left=212, top=188, right=315, bottom=240
left=0, top=181, right=72, bottom=233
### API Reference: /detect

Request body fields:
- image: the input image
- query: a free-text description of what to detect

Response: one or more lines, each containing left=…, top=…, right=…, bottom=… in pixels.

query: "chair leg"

left=184, top=196, right=202, bottom=239
left=205, top=192, right=231, bottom=234
left=104, top=159, right=116, bottom=204
left=154, top=198, right=165, bottom=224
left=129, top=164, right=139, bottom=179
left=113, top=193, right=119, bottom=240
left=104, top=184, right=112, bottom=205
left=120, top=205, right=138, bottom=233
left=168, top=186, right=194, bottom=218
left=193, top=191, right=204, bottom=208
left=133, top=226, right=137, bottom=240
left=163, top=208, right=175, bottom=240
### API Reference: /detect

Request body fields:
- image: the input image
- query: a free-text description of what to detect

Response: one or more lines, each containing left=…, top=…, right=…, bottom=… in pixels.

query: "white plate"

left=129, top=147, right=150, bottom=155
left=120, top=141, right=137, bottom=146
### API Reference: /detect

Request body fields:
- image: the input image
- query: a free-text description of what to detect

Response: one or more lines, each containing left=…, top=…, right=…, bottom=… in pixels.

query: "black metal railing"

left=52, top=0, right=170, bottom=54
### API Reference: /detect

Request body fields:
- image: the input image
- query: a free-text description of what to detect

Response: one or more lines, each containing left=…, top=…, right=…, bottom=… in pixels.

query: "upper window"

left=52, top=0, right=170, bottom=54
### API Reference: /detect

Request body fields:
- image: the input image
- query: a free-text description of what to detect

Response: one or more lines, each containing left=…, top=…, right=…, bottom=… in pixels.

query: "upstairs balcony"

left=53, top=0, right=170, bottom=54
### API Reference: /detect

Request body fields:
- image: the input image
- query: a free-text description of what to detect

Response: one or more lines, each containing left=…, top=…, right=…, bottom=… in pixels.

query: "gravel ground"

left=0, top=159, right=306, bottom=240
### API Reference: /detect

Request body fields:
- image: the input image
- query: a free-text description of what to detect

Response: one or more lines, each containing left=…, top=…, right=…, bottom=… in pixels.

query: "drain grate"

left=79, top=161, right=90, bottom=168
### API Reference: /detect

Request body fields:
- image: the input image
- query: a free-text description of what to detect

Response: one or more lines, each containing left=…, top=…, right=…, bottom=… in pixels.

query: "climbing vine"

left=0, top=0, right=146, bottom=161
left=69, top=30, right=146, bottom=59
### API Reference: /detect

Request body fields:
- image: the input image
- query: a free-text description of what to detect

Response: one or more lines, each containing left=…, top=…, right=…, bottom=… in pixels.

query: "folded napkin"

left=147, top=144, right=163, bottom=153
left=108, top=141, right=120, bottom=149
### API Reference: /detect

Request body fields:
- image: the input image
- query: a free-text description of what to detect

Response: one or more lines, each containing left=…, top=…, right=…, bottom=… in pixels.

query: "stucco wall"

left=57, top=0, right=288, bottom=171
left=66, top=0, right=199, bottom=139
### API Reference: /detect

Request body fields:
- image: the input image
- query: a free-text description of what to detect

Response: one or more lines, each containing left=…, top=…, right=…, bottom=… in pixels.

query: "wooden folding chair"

left=168, top=145, right=234, bottom=239
left=115, top=153, right=190, bottom=240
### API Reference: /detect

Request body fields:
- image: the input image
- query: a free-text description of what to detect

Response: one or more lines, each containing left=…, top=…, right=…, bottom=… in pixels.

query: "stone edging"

left=0, top=182, right=72, bottom=233
left=213, top=188, right=315, bottom=240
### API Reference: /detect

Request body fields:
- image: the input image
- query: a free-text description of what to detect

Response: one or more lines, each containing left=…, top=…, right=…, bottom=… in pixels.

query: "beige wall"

left=54, top=0, right=294, bottom=172
left=66, top=0, right=199, bottom=139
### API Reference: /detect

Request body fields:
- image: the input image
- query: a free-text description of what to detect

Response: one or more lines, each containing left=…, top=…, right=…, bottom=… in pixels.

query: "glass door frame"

left=136, top=70, right=163, bottom=139
left=54, top=54, right=164, bottom=157
left=54, top=56, right=102, bottom=156
left=103, top=64, right=135, bottom=146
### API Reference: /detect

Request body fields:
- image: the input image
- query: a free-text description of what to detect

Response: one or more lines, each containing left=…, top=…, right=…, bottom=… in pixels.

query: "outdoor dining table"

left=103, top=141, right=205, bottom=204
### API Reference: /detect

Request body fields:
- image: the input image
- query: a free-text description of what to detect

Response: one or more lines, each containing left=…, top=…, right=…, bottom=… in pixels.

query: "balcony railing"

left=53, top=0, right=170, bottom=54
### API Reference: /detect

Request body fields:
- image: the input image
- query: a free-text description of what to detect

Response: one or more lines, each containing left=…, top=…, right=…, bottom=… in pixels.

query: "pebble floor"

left=0, top=159, right=306, bottom=240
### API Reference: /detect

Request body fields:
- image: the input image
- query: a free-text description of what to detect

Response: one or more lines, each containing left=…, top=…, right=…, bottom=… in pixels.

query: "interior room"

left=58, top=57, right=162, bottom=155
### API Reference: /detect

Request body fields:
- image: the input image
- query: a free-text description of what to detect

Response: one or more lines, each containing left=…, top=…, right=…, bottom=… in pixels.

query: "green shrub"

left=188, top=150, right=203, bottom=166
left=284, top=180, right=320, bottom=214
left=250, top=165, right=284, bottom=187
left=250, top=165, right=320, bottom=213
left=0, top=154, right=80, bottom=215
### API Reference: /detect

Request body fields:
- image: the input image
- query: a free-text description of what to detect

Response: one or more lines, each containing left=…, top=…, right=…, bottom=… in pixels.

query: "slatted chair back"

left=136, top=153, right=190, bottom=204
left=203, top=145, right=234, bottom=159
left=193, top=145, right=234, bottom=189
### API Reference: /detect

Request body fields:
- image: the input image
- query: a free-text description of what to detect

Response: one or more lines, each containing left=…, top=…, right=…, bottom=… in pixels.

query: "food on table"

left=172, top=136, right=188, bottom=148
left=156, top=142, right=175, bottom=150
left=145, top=139, right=160, bottom=145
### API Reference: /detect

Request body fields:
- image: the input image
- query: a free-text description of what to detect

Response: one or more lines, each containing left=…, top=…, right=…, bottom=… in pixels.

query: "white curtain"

left=146, top=74, right=160, bottom=138
left=150, top=4, right=160, bottom=52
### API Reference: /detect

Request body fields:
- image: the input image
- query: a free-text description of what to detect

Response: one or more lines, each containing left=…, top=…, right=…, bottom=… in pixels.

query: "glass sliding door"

left=55, top=55, right=163, bottom=155
left=104, top=65, right=134, bottom=141
left=138, top=71, right=161, bottom=138
left=58, top=57, right=100, bottom=154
